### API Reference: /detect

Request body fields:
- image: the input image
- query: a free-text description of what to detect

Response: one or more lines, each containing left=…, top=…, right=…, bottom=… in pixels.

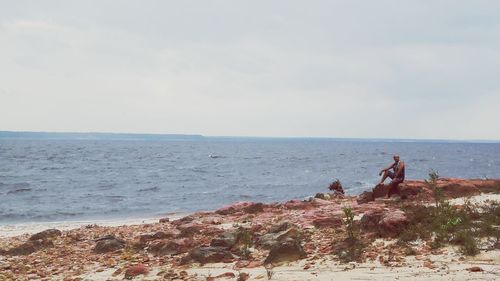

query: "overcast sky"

left=1, top=1, right=499, bottom=140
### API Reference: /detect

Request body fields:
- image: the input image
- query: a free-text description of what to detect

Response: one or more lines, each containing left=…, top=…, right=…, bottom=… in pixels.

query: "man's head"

left=393, top=154, right=400, bottom=162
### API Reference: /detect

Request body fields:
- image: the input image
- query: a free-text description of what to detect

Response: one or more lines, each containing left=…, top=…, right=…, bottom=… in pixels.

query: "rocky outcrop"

left=149, top=238, right=196, bottom=256
left=29, top=229, right=62, bottom=241
left=258, top=227, right=300, bottom=249
left=369, top=178, right=500, bottom=200
left=264, top=239, right=306, bottom=265
left=1, top=239, right=54, bottom=256
left=1, top=229, right=61, bottom=256
left=357, top=191, right=374, bottom=204
left=215, top=202, right=265, bottom=215
left=182, top=246, right=235, bottom=264
left=93, top=235, right=125, bottom=253
left=360, top=209, right=408, bottom=237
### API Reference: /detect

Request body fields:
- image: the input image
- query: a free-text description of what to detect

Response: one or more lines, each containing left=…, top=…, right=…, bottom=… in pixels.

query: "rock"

left=264, top=239, right=306, bottom=265
left=93, top=235, right=125, bottom=253
left=215, top=272, right=236, bottom=279
left=182, top=246, right=235, bottom=264
left=124, top=264, right=149, bottom=279
left=139, top=230, right=178, bottom=244
left=258, top=228, right=300, bottom=249
left=360, top=209, right=385, bottom=233
left=467, top=266, right=483, bottom=272
left=314, top=193, right=332, bottom=200
left=268, top=222, right=293, bottom=233
left=29, top=229, right=62, bottom=241
left=372, top=184, right=389, bottom=198
left=149, top=238, right=195, bottom=256
left=360, top=209, right=408, bottom=237
left=210, top=232, right=238, bottom=249
left=159, top=217, right=170, bottom=223
left=312, top=216, right=343, bottom=228
left=177, top=222, right=202, bottom=237
left=3, top=239, right=54, bottom=256
left=357, top=191, right=374, bottom=204
left=237, top=272, right=250, bottom=281
left=368, top=178, right=500, bottom=201
left=215, top=202, right=264, bottom=215
left=379, top=210, right=408, bottom=237
left=283, top=200, right=313, bottom=210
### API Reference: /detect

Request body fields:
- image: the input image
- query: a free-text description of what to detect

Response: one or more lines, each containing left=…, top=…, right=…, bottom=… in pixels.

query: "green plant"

left=343, top=207, right=355, bottom=240
left=236, top=228, right=253, bottom=259
left=425, top=169, right=442, bottom=208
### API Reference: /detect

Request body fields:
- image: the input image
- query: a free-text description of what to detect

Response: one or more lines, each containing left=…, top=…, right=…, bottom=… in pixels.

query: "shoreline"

left=1, top=178, right=499, bottom=281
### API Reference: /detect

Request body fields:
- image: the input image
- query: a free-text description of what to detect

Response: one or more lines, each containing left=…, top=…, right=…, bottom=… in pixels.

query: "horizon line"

left=1, top=130, right=499, bottom=143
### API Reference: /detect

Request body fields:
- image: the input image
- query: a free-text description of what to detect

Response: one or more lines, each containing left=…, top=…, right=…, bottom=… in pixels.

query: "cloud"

left=0, top=1, right=499, bottom=139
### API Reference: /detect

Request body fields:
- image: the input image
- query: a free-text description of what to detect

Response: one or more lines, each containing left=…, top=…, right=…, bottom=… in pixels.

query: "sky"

left=1, top=1, right=499, bottom=140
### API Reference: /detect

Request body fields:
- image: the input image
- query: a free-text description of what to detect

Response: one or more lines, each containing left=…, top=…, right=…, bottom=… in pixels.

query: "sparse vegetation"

left=334, top=206, right=365, bottom=263
left=343, top=207, right=355, bottom=240
left=265, top=264, right=275, bottom=280
left=236, top=228, right=253, bottom=259
left=397, top=169, right=500, bottom=256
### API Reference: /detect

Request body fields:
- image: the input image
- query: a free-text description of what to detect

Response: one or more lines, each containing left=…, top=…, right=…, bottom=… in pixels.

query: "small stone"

left=467, top=266, right=483, bottom=272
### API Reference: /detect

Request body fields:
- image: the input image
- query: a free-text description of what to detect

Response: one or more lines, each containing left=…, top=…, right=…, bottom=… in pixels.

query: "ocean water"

left=1, top=138, right=499, bottom=224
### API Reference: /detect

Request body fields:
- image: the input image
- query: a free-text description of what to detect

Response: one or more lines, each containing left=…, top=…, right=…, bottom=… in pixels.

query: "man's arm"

left=394, top=161, right=405, bottom=178
left=379, top=162, right=396, bottom=175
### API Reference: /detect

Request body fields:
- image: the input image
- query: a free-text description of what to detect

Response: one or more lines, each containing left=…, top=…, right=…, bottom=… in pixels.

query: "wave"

left=7, top=188, right=32, bottom=194
left=138, top=186, right=160, bottom=192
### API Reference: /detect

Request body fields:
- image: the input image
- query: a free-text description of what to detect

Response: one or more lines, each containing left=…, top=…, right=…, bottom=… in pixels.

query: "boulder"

left=139, top=230, right=178, bottom=244
left=210, top=231, right=238, bottom=249
left=357, top=191, right=374, bottom=204
left=177, top=222, right=202, bottom=237
left=360, top=209, right=386, bottom=233
left=93, top=235, right=125, bottom=253
left=29, top=229, right=62, bottom=241
left=314, top=193, right=332, bottom=200
left=2, top=239, right=54, bottom=256
left=264, top=239, right=306, bottom=265
left=149, top=238, right=195, bottom=256
left=215, top=202, right=264, bottom=215
left=360, top=209, right=408, bottom=237
left=312, top=216, right=343, bottom=228
left=124, top=263, right=149, bottom=279
left=372, top=184, right=389, bottom=198
left=283, top=200, right=313, bottom=210
left=379, top=210, right=408, bottom=237
left=258, top=227, right=300, bottom=249
left=182, top=246, right=235, bottom=264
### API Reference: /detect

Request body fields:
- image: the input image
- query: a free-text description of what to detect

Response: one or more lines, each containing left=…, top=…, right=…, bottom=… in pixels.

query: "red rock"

left=423, top=261, right=435, bottom=269
left=29, top=229, right=62, bottom=241
left=357, top=191, right=374, bottom=204
left=159, top=217, right=169, bottom=223
left=369, top=178, right=500, bottom=201
left=124, top=264, right=149, bottom=278
left=467, top=266, right=483, bottom=272
left=215, top=202, right=265, bottom=215
left=149, top=238, right=196, bottom=256
left=312, top=216, right=343, bottom=228
left=215, top=272, right=236, bottom=278
left=379, top=210, right=408, bottom=237
left=360, top=209, right=385, bottom=233
left=283, top=200, right=313, bottom=210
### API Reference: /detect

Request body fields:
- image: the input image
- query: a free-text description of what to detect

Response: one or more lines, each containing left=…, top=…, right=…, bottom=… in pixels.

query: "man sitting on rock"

left=377, top=154, right=405, bottom=198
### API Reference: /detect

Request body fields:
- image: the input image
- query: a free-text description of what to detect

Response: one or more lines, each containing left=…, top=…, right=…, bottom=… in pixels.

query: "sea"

left=1, top=136, right=499, bottom=224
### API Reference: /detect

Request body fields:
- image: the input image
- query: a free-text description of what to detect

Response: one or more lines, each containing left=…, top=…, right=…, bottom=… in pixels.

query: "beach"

left=1, top=178, right=499, bottom=281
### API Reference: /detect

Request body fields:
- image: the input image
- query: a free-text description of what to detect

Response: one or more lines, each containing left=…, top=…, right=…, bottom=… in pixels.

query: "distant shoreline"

left=1, top=130, right=499, bottom=143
